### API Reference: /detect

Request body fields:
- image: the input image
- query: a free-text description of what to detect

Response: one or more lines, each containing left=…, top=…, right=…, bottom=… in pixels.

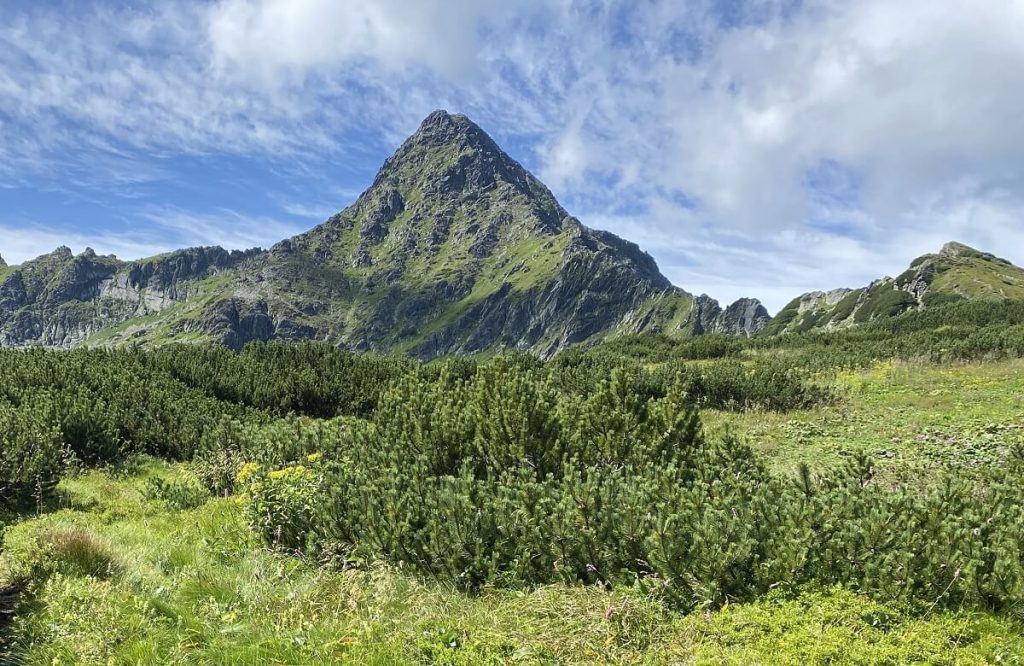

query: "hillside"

left=0, top=112, right=768, bottom=357
left=765, top=241, right=1024, bottom=335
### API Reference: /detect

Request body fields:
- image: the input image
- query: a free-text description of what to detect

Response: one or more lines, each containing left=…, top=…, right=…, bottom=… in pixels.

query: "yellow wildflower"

left=236, top=462, right=260, bottom=485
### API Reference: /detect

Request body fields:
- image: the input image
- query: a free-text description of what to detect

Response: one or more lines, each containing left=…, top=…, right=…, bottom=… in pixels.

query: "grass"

left=703, top=358, right=1024, bottom=474
left=931, top=258, right=1024, bottom=301
left=1, top=455, right=1023, bottom=664
left=32, top=528, right=119, bottom=580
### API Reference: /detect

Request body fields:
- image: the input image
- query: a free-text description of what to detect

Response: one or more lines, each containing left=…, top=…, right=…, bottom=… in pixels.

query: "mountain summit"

left=0, top=111, right=768, bottom=355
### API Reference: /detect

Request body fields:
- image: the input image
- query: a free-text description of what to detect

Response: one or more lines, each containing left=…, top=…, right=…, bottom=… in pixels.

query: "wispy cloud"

left=1, top=0, right=1023, bottom=312
left=138, top=206, right=308, bottom=250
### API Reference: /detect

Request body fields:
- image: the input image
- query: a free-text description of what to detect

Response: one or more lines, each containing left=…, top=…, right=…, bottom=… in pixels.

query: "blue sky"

left=2, top=0, right=1023, bottom=312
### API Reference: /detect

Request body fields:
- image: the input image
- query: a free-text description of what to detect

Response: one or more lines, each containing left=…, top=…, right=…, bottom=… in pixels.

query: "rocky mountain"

left=0, top=111, right=768, bottom=357
left=765, top=241, right=1024, bottom=335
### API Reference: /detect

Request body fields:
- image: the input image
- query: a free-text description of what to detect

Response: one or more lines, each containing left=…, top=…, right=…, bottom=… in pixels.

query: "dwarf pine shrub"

left=240, top=358, right=1024, bottom=614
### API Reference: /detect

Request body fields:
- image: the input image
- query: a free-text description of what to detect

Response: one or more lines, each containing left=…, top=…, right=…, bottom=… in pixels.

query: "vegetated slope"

left=2, top=461, right=1020, bottom=664
left=766, top=242, right=1024, bottom=335
left=3, top=331, right=1024, bottom=661
left=0, top=112, right=769, bottom=357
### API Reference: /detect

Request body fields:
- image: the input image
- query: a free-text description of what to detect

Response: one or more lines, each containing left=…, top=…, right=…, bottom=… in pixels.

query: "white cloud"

left=520, top=0, right=1024, bottom=310
left=206, top=0, right=516, bottom=83
left=2, top=0, right=1024, bottom=313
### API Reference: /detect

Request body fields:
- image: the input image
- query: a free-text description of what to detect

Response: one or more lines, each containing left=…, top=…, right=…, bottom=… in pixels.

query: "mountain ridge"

left=0, top=110, right=769, bottom=356
left=765, top=241, right=1024, bottom=335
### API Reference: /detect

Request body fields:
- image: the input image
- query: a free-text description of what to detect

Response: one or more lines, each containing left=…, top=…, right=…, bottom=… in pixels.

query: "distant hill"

left=0, top=111, right=769, bottom=357
left=765, top=242, right=1024, bottom=335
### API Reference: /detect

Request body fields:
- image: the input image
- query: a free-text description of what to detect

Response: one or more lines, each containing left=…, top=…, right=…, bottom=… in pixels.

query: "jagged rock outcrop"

left=690, top=295, right=770, bottom=337
left=0, top=111, right=769, bottom=354
left=717, top=297, right=772, bottom=337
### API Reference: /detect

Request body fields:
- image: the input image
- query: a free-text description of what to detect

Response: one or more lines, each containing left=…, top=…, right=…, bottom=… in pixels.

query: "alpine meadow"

left=3, top=2, right=1024, bottom=664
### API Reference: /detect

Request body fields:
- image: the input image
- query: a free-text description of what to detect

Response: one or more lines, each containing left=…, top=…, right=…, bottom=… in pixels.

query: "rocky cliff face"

left=0, top=246, right=260, bottom=347
left=0, top=111, right=770, bottom=355
left=690, top=295, right=772, bottom=337
left=765, top=241, right=1024, bottom=335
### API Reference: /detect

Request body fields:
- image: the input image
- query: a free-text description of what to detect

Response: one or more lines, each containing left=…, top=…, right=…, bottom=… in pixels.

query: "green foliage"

left=922, top=291, right=966, bottom=307
left=671, top=360, right=831, bottom=410
left=9, top=464, right=1019, bottom=664
left=853, top=286, right=917, bottom=322
left=230, top=357, right=1024, bottom=617
left=4, top=324, right=1024, bottom=662
left=688, top=586, right=1024, bottom=665
left=827, top=287, right=863, bottom=323
left=238, top=457, right=325, bottom=552
left=0, top=403, right=65, bottom=510
left=192, top=415, right=352, bottom=495
left=147, top=342, right=412, bottom=418
left=142, top=476, right=210, bottom=511
left=763, top=298, right=802, bottom=336
left=580, top=333, right=744, bottom=364
left=548, top=349, right=827, bottom=411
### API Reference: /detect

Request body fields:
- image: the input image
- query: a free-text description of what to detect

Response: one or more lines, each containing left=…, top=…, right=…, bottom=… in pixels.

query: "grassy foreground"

left=704, top=359, right=1024, bottom=473
left=1, top=460, right=1022, bottom=665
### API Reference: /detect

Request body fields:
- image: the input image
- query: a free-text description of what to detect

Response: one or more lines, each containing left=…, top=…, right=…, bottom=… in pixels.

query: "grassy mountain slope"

left=765, top=241, right=1024, bottom=335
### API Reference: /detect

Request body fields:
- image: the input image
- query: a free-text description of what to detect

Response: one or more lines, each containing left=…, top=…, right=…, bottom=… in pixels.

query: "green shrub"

left=854, top=287, right=916, bottom=322
left=142, top=476, right=210, bottom=511
left=231, top=357, right=1024, bottom=616
left=0, top=403, right=65, bottom=509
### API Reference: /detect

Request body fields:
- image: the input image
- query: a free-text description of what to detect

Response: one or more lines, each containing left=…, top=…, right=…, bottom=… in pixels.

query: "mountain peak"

left=939, top=241, right=980, bottom=258
left=418, top=109, right=470, bottom=131
left=407, top=109, right=495, bottom=150
left=336, top=110, right=569, bottom=240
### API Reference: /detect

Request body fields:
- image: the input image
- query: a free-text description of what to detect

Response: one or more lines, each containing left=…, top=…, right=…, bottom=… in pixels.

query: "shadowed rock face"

left=690, top=295, right=772, bottom=337
left=0, top=111, right=770, bottom=354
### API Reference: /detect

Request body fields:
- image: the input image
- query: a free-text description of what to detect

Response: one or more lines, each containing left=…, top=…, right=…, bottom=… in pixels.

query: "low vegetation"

left=3, top=302, right=1024, bottom=662
left=2, top=463, right=1022, bottom=664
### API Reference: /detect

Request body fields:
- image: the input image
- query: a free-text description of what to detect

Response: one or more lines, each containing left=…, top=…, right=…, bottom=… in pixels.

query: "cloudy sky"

left=2, top=0, right=1022, bottom=312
